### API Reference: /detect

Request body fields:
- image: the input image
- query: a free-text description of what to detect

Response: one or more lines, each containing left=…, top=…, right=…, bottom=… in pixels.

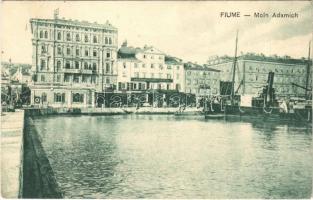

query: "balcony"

left=62, top=68, right=98, bottom=74
left=131, top=77, right=173, bottom=83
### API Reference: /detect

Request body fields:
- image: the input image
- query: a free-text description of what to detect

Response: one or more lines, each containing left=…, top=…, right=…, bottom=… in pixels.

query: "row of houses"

left=27, top=15, right=311, bottom=108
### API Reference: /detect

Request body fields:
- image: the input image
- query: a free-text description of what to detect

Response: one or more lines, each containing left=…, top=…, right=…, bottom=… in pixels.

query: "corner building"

left=29, top=17, right=118, bottom=107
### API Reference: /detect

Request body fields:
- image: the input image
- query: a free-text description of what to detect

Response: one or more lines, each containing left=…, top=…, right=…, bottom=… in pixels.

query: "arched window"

left=76, top=48, right=80, bottom=56
left=92, top=63, right=97, bottom=70
left=66, top=33, right=71, bottom=41
left=44, top=31, right=48, bottom=39
left=109, top=38, right=112, bottom=44
left=76, top=34, right=80, bottom=42
left=39, top=31, right=43, bottom=38
left=93, top=36, right=97, bottom=43
left=57, top=32, right=61, bottom=40
left=75, top=61, right=79, bottom=69
left=105, top=37, right=108, bottom=44
left=57, top=61, right=61, bottom=70
left=84, top=62, right=88, bottom=69
left=66, top=47, right=71, bottom=55
left=84, top=34, right=89, bottom=42
left=85, top=50, right=89, bottom=56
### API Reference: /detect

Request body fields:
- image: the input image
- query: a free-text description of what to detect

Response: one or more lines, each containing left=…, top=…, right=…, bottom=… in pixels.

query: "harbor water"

left=33, top=115, right=312, bottom=198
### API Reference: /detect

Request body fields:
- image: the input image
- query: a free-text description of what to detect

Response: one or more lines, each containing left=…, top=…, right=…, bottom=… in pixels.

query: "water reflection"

left=34, top=115, right=312, bottom=198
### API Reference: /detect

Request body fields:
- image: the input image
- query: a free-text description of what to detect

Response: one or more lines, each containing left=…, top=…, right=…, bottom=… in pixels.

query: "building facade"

left=207, top=55, right=312, bottom=98
left=184, top=62, right=220, bottom=99
left=116, top=42, right=185, bottom=93
left=29, top=16, right=118, bottom=107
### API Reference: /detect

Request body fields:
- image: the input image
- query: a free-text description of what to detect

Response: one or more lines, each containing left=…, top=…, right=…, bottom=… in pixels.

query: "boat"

left=205, top=31, right=312, bottom=123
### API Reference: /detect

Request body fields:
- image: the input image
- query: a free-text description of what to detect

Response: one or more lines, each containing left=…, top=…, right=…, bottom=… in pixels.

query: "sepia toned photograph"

left=1, top=1, right=312, bottom=199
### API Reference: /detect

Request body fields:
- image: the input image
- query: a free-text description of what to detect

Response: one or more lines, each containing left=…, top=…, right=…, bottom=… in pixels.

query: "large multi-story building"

left=117, top=41, right=185, bottom=93
left=207, top=54, right=312, bottom=98
left=184, top=62, right=220, bottom=99
left=29, top=15, right=118, bottom=107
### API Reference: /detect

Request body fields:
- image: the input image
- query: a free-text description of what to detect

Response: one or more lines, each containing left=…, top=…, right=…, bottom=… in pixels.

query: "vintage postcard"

left=1, top=1, right=312, bottom=199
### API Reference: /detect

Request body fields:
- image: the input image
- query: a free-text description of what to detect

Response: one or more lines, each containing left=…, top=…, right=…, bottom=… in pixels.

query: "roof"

left=117, top=46, right=140, bottom=59
left=184, top=62, right=220, bottom=72
left=30, top=18, right=117, bottom=32
left=207, top=54, right=311, bottom=66
left=165, top=56, right=183, bottom=64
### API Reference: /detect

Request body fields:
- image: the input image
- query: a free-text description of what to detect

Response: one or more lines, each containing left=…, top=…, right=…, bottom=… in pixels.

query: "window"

left=57, top=47, right=62, bottom=55
left=40, top=75, right=45, bottom=82
left=65, top=61, right=71, bottom=69
left=84, top=35, right=89, bottom=42
left=76, top=34, right=80, bottom=42
left=106, top=52, right=110, bottom=58
left=82, top=75, right=87, bottom=83
left=143, top=55, right=146, bottom=59
left=39, top=31, right=43, bottom=38
left=176, top=66, right=180, bottom=70
left=66, top=47, right=71, bottom=55
left=151, top=55, right=154, bottom=59
left=40, top=59, right=46, bottom=70
left=106, top=63, right=110, bottom=73
left=44, top=31, right=48, bottom=39
left=64, top=74, right=71, bottom=82
left=106, top=77, right=110, bottom=84
left=167, top=74, right=171, bottom=79
left=93, top=36, right=97, bottom=43
left=142, top=64, right=146, bottom=68
left=142, top=72, right=146, bottom=78
left=85, top=50, right=89, bottom=56
left=84, top=62, right=88, bottom=69
left=73, top=75, right=79, bottom=83
left=167, top=65, right=172, bottom=69
left=66, top=33, right=71, bottom=41
left=123, top=62, right=126, bottom=69
left=134, top=63, right=138, bottom=68
left=57, top=32, right=62, bottom=40
left=76, top=49, right=80, bottom=56
left=41, top=45, right=46, bottom=53
left=75, top=61, right=79, bottom=69
left=135, top=72, right=139, bottom=77
left=151, top=64, right=154, bottom=68
left=105, top=37, right=108, bottom=44
left=93, top=50, right=97, bottom=57
left=109, top=38, right=112, bottom=44
left=92, top=63, right=97, bottom=70
left=54, top=93, right=65, bottom=103
left=56, top=75, right=61, bottom=82
left=56, top=61, right=61, bottom=70
left=42, top=93, right=47, bottom=102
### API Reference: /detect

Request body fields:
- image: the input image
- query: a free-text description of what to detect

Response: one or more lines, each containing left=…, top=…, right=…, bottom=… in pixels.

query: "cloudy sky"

left=1, top=1, right=312, bottom=64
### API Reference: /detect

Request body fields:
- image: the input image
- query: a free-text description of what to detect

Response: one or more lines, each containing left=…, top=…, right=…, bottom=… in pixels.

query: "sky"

left=0, top=1, right=312, bottom=64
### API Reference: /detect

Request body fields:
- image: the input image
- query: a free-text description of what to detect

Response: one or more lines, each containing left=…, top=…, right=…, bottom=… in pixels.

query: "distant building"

left=117, top=41, right=185, bottom=93
left=207, top=54, right=312, bottom=98
left=12, top=67, right=32, bottom=84
left=184, top=62, right=220, bottom=99
left=29, top=16, right=118, bottom=107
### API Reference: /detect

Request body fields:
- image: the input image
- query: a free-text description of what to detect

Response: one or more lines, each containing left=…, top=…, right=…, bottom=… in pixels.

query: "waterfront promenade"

left=1, top=110, right=24, bottom=198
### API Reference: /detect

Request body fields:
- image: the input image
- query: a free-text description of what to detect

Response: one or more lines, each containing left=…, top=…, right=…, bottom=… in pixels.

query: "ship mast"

left=231, top=30, right=239, bottom=105
left=305, top=40, right=311, bottom=99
